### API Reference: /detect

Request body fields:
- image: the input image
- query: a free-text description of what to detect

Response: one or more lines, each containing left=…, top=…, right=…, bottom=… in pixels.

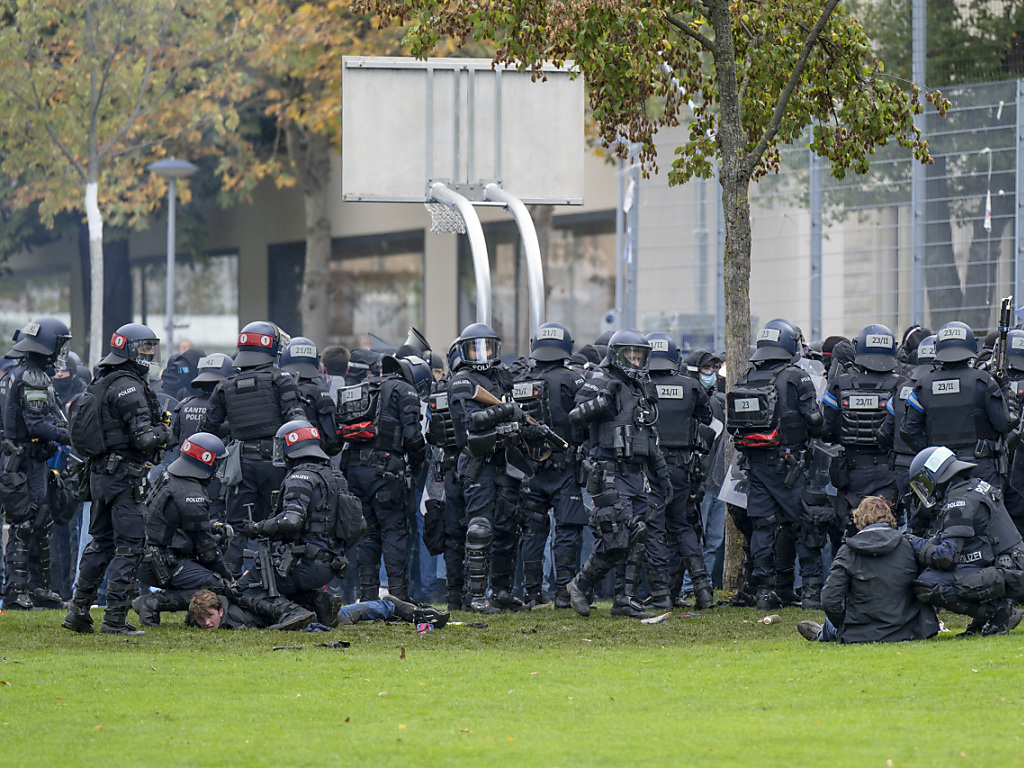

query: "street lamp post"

left=146, top=157, right=199, bottom=355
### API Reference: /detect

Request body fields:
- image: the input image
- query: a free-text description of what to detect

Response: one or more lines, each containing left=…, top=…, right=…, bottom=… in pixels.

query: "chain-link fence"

left=638, top=78, right=1021, bottom=348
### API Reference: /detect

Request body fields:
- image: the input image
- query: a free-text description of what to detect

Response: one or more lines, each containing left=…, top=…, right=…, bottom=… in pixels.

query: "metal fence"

left=637, top=78, right=1021, bottom=349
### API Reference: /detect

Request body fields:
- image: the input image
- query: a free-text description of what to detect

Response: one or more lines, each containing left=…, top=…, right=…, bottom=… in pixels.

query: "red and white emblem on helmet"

left=112, top=333, right=126, bottom=349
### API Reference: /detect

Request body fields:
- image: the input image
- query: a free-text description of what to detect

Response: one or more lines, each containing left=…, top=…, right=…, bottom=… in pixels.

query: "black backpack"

left=67, top=378, right=111, bottom=459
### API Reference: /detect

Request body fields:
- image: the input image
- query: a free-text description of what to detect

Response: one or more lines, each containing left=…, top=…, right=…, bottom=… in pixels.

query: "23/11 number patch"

left=847, top=395, right=879, bottom=410
left=931, top=379, right=960, bottom=395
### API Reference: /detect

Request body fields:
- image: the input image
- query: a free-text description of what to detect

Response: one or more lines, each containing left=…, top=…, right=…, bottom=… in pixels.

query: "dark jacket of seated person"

left=822, top=497, right=939, bottom=644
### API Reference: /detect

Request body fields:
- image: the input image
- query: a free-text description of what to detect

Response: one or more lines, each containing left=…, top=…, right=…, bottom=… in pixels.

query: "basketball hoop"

left=424, top=200, right=466, bottom=235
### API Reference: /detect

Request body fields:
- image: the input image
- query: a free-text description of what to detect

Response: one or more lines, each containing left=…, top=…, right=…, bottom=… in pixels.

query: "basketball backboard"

left=342, top=57, right=584, bottom=205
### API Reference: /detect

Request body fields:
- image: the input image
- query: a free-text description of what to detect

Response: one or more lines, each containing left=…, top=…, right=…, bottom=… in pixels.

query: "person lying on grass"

left=186, top=589, right=449, bottom=631
left=798, top=496, right=939, bottom=644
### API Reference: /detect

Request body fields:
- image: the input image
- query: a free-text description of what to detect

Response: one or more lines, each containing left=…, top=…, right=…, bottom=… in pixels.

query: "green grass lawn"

left=2, top=599, right=1022, bottom=767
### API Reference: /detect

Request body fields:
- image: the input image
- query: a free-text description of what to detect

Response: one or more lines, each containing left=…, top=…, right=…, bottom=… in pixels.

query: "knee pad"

left=954, top=568, right=1006, bottom=603
left=466, top=516, right=493, bottom=550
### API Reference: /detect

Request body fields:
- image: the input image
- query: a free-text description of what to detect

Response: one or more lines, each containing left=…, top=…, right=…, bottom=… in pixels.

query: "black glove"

left=655, top=468, right=673, bottom=506
left=520, top=424, right=547, bottom=442
left=244, top=520, right=262, bottom=538
left=212, top=521, right=235, bottom=538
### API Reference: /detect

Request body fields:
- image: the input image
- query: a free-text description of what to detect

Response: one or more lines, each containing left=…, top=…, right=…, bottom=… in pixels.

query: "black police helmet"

left=192, top=353, right=235, bottom=386
left=646, top=332, right=680, bottom=372
left=11, top=316, right=72, bottom=367
left=934, top=321, right=978, bottom=363
left=273, top=419, right=328, bottom=463
left=456, top=323, right=501, bottom=370
left=235, top=321, right=285, bottom=368
left=606, top=329, right=651, bottom=379
left=530, top=322, right=574, bottom=362
left=750, top=318, right=799, bottom=362
left=908, top=445, right=975, bottom=509
left=169, top=432, right=227, bottom=479
left=1006, top=330, right=1024, bottom=372
left=280, top=336, right=321, bottom=379
left=100, top=323, right=160, bottom=369
left=854, top=323, right=898, bottom=372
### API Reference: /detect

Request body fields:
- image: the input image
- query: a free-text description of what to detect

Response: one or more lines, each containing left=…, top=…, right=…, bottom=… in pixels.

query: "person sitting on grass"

left=187, top=589, right=449, bottom=631
left=798, top=496, right=939, bottom=644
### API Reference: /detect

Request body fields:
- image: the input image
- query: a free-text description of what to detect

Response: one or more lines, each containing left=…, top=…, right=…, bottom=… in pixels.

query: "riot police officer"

left=171, top=353, right=233, bottom=445
left=199, top=321, right=305, bottom=576
left=908, top=445, right=1024, bottom=636
left=132, top=432, right=233, bottom=626
left=1001, top=330, right=1024, bottom=537
left=567, top=329, right=669, bottom=619
left=1, top=317, right=72, bottom=610
left=242, top=420, right=363, bottom=628
left=63, top=323, right=169, bottom=635
left=644, top=332, right=715, bottom=611
left=901, top=321, right=1013, bottom=488
left=514, top=323, right=587, bottom=608
left=338, top=355, right=428, bottom=602
left=822, top=324, right=905, bottom=548
left=448, top=323, right=525, bottom=614
left=280, top=337, right=342, bottom=458
left=880, top=335, right=936, bottom=531
left=727, top=319, right=825, bottom=611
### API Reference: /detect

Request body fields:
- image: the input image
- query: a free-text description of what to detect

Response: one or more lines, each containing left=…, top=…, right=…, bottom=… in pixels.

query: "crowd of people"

left=1, top=310, right=1023, bottom=644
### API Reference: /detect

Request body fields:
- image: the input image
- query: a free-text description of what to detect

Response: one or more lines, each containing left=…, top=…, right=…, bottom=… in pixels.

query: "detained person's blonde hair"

left=852, top=495, right=897, bottom=530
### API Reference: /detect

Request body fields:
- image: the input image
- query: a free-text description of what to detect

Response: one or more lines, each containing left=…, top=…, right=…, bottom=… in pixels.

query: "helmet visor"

left=459, top=337, right=500, bottom=365
left=271, top=434, right=287, bottom=467
left=612, top=345, right=650, bottom=373
left=908, top=470, right=938, bottom=509
left=131, top=338, right=161, bottom=367
left=53, top=337, right=71, bottom=372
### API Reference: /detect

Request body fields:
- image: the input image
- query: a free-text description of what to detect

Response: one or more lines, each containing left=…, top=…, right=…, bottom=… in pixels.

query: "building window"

left=458, top=210, right=616, bottom=357
left=131, top=252, right=239, bottom=355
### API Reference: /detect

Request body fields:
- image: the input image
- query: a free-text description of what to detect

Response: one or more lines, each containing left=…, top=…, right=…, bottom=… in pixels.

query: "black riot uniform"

left=879, top=335, right=936, bottom=532
left=280, top=337, right=342, bottom=458
left=643, top=333, right=714, bottom=611
left=133, top=433, right=232, bottom=626
left=338, top=356, right=426, bottom=602
left=427, top=355, right=469, bottom=611
left=727, top=319, right=825, bottom=611
left=1, top=317, right=72, bottom=610
left=198, top=322, right=305, bottom=577
left=822, top=325, right=905, bottom=548
left=239, top=420, right=359, bottom=628
left=448, top=323, right=525, bottom=614
left=514, top=323, right=587, bottom=609
left=901, top=322, right=1012, bottom=489
left=566, top=329, right=668, bottom=619
left=908, top=446, right=1024, bottom=636
left=1000, top=330, right=1024, bottom=537
left=63, top=323, right=169, bottom=635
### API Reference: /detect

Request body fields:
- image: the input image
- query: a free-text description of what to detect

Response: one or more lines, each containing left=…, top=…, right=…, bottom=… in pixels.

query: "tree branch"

left=748, top=0, right=842, bottom=166
left=665, top=13, right=716, bottom=54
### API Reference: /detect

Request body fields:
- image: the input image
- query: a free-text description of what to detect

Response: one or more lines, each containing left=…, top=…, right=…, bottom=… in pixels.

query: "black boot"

left=30, top=587, right=66, bottom=609
left=359, top=567, right=379, bottom=602
left=62, top=584, right=98, bottom=634
left=801, top=577, right=824, bottom=611
left=686, top=558, right=715, bottom=609
left=236, top=590, right=315, bottom=631
left=567, top=574, right=593, bottom=617
left=646, top=570, right=674, bottom=611
left=610, top=594, right=655, bottom=619
left=132, top=590, right=192, bottom=627
left=303, top=590, right=345, bottom=629
left=981, top=599, right=1024, bottom=636
left=383, top=594, right=450, bottom=628
left=755, top=585, right=782, bottom=611
left=5, top=528, right=34, bottom=610
left=385, top=575, right=409, bottom=603
left=101, top=581, right=145, bottom=635
left=611, top=546, right=654, bottom=619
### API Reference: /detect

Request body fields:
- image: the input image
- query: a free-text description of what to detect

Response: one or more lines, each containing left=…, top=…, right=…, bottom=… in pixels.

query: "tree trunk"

left=286, top=123, right=333, bottom=345
left=85, top=181, right=104, bottom=369
left=710, top=0, right=753, bottom=593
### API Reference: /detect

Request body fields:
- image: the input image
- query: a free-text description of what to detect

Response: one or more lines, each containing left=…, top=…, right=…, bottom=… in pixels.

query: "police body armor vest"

left=100, top=370, right=161, bottom=452
left=511, top=378, right=552, bottom=432
left=917, top=367, right=996, bottom=449
left=222, top=368, right=285, bottom=441
left=592, top=373, right=655, bottom=459
left=727, top=364, right=805, bottom=448
left=5, top=363, right=57, bottom=443
left=952, top=479, right=1023, bottom=563
left=837, top=371, right=899, bottom=449
left=145, top=472, right=205, bottom=550
left=651, top=372, right=700, bottom=449
left=426, top=390, right=457, bottom=450
left=515, top=364, right=578, bottom=443
left=336, top=376, right=403, bottom=451
left=449, top=368, right=511, bottom=451
left=176, top=394, right=212, bottom=444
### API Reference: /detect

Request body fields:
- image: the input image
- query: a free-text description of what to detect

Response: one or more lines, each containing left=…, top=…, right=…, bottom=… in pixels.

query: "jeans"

left=817, top=617, right=838, bottom=642
left=336, top=598, right=395, bottom=623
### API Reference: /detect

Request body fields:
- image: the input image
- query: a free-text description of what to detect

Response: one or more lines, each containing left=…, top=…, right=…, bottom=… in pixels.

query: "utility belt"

left=94, top=452, right=150, bottom=478
left=274, top=541, right=335, bottom=578
left=240, top=437, right=276, bottom=459
left=843, top=451, right=887, bottom=470
left=744, top=445, right=802, bottom=465
left=970, top=439, right=1000, bottom=460
left=539, top=450, right=572, bottom=470
left=662, top=448, right=699, bottom=468
left=7, top=440, right=55, bottom=461
left=892, top=452, right=915, bottom=469
left=591, top=459, right=645, bottom=475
